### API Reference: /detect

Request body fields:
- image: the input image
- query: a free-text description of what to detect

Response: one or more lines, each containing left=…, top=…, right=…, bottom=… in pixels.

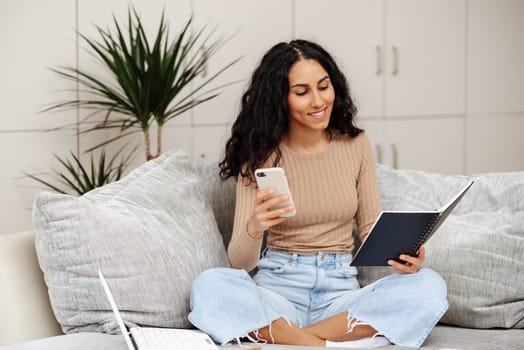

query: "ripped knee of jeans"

left=239, top=316, right=292, bottom=346
left=346, top=312, right=383, bottom=338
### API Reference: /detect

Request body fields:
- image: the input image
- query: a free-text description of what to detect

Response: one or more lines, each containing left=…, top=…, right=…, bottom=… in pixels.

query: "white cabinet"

left=466, top=116, right=524, bottom=173
left=187, top=0, right=293, bottom=163
left=384, top=0, right=466, bottom=117
left=295, top=0, right=466, bottom=118
left=361, top=118, right=465, bottom=175
left=294, top=0, right=383, bottom=117
left=466, top=0, right=524, bottom=172
left=295, top=0, right=466, bottom=174
left=467, top=0, right=524, bottom=114
left=191, top=125, right=231, bottom=161
left=191, top=0, right=293, bottom=125
left=160, top=125, right=193, bottom=158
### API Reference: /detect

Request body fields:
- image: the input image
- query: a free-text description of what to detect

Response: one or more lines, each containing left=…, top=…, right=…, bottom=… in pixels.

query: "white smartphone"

left=254, top=167, right=296, bottom=217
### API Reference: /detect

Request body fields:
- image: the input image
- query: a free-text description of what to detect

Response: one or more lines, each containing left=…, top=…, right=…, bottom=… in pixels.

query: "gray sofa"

left=1, top=150, right=523, bottom=350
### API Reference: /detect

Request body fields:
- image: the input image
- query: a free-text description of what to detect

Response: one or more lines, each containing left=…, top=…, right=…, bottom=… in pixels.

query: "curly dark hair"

left=219, top=39, right=362, bottom=181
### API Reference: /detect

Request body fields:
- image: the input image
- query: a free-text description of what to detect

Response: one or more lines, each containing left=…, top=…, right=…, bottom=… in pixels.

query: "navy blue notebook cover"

left=350, top=181, right=474, bottom=266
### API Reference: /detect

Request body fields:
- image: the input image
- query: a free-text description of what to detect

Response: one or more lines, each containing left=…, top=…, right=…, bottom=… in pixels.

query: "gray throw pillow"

left=32, top=150, right=230, bottom=334
left=194, top=159, right=236, bottom=248
left=358, top=164, right=524, bottom=329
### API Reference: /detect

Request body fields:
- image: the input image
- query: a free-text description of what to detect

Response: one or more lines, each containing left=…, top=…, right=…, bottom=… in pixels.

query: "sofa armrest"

left=0, top=231, right=62, bottom=346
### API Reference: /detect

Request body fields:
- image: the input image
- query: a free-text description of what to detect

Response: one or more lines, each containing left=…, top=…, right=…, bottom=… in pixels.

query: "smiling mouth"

left=308, top=107, right=328, bottom=117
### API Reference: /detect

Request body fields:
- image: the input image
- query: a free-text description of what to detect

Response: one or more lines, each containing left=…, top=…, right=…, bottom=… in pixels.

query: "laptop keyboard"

left=131, top=327, right=217, bottom=350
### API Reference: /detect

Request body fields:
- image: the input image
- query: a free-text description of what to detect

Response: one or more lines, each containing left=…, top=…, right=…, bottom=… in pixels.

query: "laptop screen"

left=98, top=269, right=135, bottom=350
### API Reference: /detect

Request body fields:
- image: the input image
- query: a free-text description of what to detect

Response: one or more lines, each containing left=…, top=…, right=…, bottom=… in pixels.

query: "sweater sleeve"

left=226, top=177, right=264, bottom=271
left=355, top=133, right=382, bottom=242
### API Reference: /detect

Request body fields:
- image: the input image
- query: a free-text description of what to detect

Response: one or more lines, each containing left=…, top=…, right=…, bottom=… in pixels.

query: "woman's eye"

left=295, top=90, right=307, bottom=96
left=319, top=85, right=329, bottom=90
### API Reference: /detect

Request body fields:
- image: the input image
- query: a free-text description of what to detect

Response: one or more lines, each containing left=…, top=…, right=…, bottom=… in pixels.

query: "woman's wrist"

left=247, top=229, right=264, bottom=239
left=246, top=221, right=264, bottom=239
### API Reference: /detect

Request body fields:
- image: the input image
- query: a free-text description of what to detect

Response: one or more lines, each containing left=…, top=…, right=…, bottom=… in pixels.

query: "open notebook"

left=98, top=269, right=218, bottom=350
left=351, top=180, right=474, bottom=266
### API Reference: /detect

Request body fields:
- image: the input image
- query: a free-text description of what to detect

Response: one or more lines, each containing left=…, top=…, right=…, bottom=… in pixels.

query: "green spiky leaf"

left=24, top=147, right=136, bottom=196
left=43, top=7, right=241, bottom=159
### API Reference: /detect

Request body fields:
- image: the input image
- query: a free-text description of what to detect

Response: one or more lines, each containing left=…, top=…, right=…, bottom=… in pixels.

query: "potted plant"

left=28, top=7, right=239, bottom=194
left=48, top=7, right=239, bottom=160
left=24, top=147, right=135, bottom=195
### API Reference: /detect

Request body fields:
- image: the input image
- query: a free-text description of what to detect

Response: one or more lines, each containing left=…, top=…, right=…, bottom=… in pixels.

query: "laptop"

left=98, top=269, right=218, bottom=350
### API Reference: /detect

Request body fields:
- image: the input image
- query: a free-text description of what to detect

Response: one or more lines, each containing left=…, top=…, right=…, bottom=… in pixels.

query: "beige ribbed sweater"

left=227, top=132, right=382, bottom=271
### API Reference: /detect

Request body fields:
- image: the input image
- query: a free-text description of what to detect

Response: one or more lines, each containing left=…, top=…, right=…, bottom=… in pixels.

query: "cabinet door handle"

left=391, top=46, right=399, bottom=75
left=375, top=144, right=383, bottom=163
left=375, top=45, right=382, bottom=75
left=391, top=144, right=398, bottom=169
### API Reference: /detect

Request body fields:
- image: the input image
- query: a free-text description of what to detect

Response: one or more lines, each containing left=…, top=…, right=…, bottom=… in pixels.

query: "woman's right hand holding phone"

left=246, top=187, right=295, bottom=238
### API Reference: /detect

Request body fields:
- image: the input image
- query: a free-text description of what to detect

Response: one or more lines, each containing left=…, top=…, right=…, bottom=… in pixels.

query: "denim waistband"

left=264, top=248, right=354, bottom=267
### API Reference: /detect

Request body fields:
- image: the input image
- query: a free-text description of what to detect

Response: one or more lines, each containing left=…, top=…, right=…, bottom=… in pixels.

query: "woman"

left=189, top=39, right=448, bottom=348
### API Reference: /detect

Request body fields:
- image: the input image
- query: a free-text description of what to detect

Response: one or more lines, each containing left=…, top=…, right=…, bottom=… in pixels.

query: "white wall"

left=1, top=0, right=78, bottom=234
left=1, top=0, right=523, bottom=234
left=0, top=0, right=293, bottom=234
left=0, top=0, right=197, bottom=234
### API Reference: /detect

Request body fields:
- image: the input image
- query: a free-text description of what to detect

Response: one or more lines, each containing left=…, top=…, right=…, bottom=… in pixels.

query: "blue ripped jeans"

left=188, top=248, right=448, bottom=348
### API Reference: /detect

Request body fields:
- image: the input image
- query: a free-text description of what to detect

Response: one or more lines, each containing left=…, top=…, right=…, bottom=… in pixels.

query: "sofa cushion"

left=4, top=325, right=524, bottom=350
left=358, top=164, right=524, bottom=329
left=193, top=159, right=236, bottom=248
left=32, top=150, right=230, bottom=334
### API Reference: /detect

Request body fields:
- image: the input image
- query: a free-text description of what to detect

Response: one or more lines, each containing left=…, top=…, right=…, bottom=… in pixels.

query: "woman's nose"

left=310, top=90, right=323, bottom=107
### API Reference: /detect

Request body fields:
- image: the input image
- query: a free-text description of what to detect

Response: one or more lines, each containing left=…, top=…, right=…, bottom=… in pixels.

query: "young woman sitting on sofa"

left=188, top=39, right=448, bottom=348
